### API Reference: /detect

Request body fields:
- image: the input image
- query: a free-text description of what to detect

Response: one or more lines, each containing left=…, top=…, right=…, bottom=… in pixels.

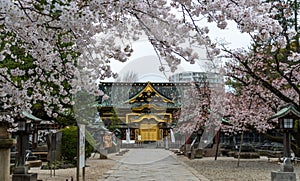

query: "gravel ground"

left=177, top=155, right=300, bottom=181
left=22, top=151, right=300, bottom=181
left=26, top=153, right=122, bottom=181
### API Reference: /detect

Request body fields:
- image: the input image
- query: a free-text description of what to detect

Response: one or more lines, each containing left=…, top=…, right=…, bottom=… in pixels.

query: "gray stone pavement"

left=104, top=149, right=209, bottom=181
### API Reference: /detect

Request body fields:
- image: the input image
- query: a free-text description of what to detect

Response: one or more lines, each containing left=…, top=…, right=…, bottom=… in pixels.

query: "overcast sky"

left=104, top=20, right=251, bottom=82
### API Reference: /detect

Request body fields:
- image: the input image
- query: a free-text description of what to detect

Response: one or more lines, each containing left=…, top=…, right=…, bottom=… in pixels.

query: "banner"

left=78, top=124, right=85, bottom=168
left=170, top=129, right=175, bottom=143
left=126, top=128, right=130, bottom=143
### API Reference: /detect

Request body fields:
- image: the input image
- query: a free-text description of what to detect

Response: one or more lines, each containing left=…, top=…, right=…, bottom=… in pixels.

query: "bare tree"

left=116, top=71, right=139, bottom=82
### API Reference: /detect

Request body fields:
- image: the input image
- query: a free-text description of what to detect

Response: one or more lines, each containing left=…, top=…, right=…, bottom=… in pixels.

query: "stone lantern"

left=269, top=103, right=300, bottom=181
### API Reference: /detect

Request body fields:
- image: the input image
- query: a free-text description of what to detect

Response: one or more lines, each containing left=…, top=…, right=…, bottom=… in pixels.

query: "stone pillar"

left=0, top=122, right=15, bottom=181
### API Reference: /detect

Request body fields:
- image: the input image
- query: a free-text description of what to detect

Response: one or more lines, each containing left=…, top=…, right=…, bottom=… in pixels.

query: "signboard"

left=104, top=134, right=112, bottom=148
left=78, top=124, right=85, bottom=168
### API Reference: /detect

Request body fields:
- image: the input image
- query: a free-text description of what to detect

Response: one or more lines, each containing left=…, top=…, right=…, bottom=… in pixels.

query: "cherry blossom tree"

left=0, top=0, right=214, bottom=125
left=222, top=89, right=276, bottom=134
left=174, top=81, right=211, bottom=136
left=1, top=0, right=296, bottom=137
left=166, top=0, right=300, bottom=155
left=221, top=0, right=300, bottom=156
left=221, top=0, right=299, bottom=112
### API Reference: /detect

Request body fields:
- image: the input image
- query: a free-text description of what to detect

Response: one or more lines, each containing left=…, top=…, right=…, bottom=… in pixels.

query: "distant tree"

left=116, top=71, right=139, bottom=82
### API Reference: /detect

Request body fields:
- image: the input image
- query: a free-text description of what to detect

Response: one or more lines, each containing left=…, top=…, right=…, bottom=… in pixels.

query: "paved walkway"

left=104, top=149, right=209, bottom=181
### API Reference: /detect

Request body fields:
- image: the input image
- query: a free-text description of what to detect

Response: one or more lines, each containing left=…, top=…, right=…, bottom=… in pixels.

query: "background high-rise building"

left=169, top=71, right=223, bottom=88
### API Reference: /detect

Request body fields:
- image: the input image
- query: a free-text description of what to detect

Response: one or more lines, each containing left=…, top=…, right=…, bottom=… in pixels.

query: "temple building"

left=97, top=82, right=182, bottom=141
left=96, top=77, right=212, bottom=142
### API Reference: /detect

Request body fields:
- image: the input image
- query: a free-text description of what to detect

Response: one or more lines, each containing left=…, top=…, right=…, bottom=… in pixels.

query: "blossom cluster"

left=0, top=0, right=294, bottom=135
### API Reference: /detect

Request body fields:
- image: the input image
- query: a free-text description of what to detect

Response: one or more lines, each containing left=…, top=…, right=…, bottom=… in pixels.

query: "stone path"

left=104, top=149, right=209, bottom=181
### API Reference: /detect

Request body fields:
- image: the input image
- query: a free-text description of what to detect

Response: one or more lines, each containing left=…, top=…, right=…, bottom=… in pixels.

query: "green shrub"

left=233, top=152, right=260, bottom=159
left=61, top=126, right=95, bottom=164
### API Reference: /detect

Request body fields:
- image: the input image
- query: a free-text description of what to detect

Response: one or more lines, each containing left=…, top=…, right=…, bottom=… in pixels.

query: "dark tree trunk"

left=292, top=131, right=300, bottom=157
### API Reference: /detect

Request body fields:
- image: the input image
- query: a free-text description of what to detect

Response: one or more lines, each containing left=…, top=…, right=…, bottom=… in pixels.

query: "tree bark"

left=237, top=132, right=244, bottom=167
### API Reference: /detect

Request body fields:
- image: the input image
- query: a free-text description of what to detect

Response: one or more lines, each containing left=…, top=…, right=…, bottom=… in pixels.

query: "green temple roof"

left=269, top=103, right=300, bottom=120
left=22, top=110, right=42, bottom=121
left=97, top=82, right=192, bottom=107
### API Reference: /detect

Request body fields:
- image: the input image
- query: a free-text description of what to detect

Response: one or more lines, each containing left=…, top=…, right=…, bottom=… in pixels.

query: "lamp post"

left=281, top=118, right=294, bottom=172
left=269, top=103, right=300, bottom=181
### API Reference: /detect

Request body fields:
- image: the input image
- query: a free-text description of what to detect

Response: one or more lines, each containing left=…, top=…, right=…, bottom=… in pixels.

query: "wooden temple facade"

left=97, top=80, right=210, bottom=142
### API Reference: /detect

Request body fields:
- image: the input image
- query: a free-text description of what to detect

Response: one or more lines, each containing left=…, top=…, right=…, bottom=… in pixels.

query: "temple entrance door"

left=140, top=123, right=159, bottom=141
